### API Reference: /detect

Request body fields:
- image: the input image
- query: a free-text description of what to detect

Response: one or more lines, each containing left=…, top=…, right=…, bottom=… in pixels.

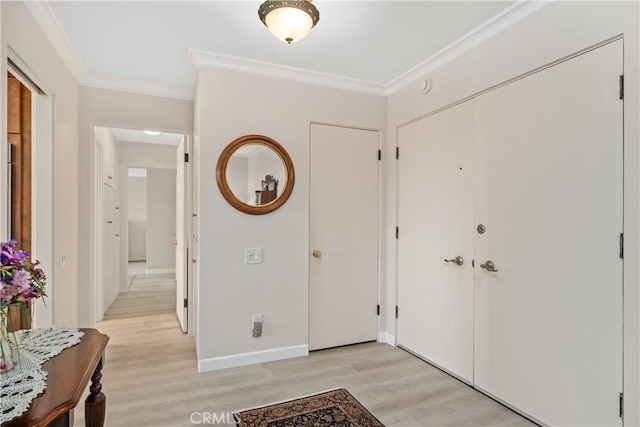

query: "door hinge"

left=395, top=305, right=399, bottom=319
left=395, top=226, right=399, bottom=239
left=184, top=153, right=189, bottom=163
left=396, top=146, right=399, bottom=159
left=620, top=233, right=624, bottom=259
left=378, top=149, right=381, bottom=161
left=620, top=75, right=624, bottom=100
left=376, top=304, right=380, bottom=316
left=183, top=298, right=188, bottom=308
left=620, top=392, right=624, bottom=418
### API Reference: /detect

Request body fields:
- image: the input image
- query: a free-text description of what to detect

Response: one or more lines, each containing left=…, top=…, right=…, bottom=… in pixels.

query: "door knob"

left=444, top=256, right=464, bottom=266
left=480, top=260, right=498, bottom=272
left=312, top=249, right=322, bottom=258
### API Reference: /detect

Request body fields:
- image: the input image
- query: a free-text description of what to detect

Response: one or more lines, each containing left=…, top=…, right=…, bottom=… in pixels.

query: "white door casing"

left=176, top=136, right=188, bottom=332
left=31, top=94, right=54, bottom=328
left=309, top=124, right=379, bottom=351
left=473, top=39, right=623, bottom=425
left=397, top=99, right=475, bottom=383
left=101, top=182, right=114, bottom=317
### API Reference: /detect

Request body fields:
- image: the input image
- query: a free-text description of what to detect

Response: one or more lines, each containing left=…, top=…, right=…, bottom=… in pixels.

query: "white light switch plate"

left=245, top=248, right=262, bottom=264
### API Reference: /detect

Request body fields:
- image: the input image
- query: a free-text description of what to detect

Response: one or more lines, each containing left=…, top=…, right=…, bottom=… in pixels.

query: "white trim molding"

left=378, top=333, right=396, bottom=346
left=198, top=345, right=309, bottom=373
left=23, top=1, right=194, bottom=101
left=385, top=0, right=555, bottom=95
left=82, top=75, right=193, bottom=101
left=22, top=0, right=87, bottom=84
left=187, top=49, right=387, bottom=97
left=25, top=0, right=551, bottom=100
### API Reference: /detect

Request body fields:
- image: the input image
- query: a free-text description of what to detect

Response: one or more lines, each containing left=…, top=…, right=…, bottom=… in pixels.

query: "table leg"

left=85, top=356, right=106, bottom=427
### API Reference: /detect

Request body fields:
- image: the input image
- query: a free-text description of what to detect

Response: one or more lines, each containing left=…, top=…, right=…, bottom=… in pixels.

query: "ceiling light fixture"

left=258, top=0, right=320, bottom=45
left=143, top=130, right=162, bottom=136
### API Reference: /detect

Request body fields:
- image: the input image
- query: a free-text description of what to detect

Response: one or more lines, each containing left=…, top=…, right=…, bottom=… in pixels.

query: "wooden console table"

left=3, top=328, right=109, bottom=427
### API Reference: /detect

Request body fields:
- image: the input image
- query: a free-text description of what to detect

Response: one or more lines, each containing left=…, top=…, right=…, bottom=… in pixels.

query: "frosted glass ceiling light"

left=143, top=130, right=161, bottom=136
left=258, top=0, right=320, bottom=44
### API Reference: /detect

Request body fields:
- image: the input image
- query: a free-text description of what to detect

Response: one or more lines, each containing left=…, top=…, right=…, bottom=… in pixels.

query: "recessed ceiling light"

left=143, top=130, right=162, bottom=136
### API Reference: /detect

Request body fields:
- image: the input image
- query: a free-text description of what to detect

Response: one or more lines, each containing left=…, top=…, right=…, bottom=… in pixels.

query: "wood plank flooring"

left=76, top=280, right=534, bottom=426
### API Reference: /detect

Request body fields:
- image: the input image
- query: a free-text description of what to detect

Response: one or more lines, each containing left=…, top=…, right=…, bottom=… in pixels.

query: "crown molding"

left=23, top=0, right=88, bottom=84
left=26, top=0, right=551, bottom=101
left=82, top=75, right=194, bottom=101
left=385, top=0, right=555, bottom=95
left=23, top=0, right=193, bottom=101
left=187, top=49, right=387, bottom=97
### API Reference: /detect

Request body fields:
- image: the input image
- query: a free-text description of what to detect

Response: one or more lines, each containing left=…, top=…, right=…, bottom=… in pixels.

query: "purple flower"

left=0, top=240, right=46, bottom=309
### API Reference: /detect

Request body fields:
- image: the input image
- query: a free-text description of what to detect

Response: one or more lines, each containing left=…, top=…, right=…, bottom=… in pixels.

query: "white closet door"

left=397, top=100, right=475, bottom=383
left=474, top=40, right=623, bottom=425
left=309, top=124, right=379, bottom=351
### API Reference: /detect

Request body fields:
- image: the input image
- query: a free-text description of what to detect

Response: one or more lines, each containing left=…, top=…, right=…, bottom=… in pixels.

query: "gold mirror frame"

left=216, top=134, right=295, bottom=215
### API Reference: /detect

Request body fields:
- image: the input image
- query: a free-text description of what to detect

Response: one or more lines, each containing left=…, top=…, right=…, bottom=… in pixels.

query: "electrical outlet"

left=252, top=314, right=263, bottom=337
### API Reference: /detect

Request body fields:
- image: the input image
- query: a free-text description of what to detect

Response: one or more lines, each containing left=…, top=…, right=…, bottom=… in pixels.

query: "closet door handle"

left=480, top=260, right=499, bottom=272
left=444, top=256, right=464, bottom=266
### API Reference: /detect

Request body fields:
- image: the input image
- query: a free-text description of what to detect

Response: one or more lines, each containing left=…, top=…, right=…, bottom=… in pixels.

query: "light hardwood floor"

left=77, top=282, right=535, bottom=427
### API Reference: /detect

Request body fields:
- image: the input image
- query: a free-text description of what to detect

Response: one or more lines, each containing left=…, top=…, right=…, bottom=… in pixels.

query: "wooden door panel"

left=8, top=73, right=32, bottom=254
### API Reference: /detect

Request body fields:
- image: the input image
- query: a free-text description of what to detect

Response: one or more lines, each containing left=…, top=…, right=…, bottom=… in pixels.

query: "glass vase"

left=0, top=308, right=17, bottom=373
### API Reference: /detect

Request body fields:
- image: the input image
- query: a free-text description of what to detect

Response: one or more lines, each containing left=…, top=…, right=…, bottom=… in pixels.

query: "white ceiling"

left=110, top=127, right=184, bottom=146
left=46, top=1, right=516, bottom=98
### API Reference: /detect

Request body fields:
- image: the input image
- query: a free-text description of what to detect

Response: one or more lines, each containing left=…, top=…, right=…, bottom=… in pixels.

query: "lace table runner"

left=0, top=328, right=85, bottom=423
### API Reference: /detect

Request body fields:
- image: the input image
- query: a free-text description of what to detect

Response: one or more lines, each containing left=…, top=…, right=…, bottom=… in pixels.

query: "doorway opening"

left=92, top=126, right=193, bottom=336
left=4, top=61, right=54, bottom=330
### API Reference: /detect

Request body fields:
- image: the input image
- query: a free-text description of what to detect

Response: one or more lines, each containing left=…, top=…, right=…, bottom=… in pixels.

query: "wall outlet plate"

left=252, top=314, right=263, bottom=337
left=245, top=248, right=262, bottom=264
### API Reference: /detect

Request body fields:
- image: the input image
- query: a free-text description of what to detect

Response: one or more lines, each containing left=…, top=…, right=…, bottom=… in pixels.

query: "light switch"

left=245, top=248, right=262, bottom=264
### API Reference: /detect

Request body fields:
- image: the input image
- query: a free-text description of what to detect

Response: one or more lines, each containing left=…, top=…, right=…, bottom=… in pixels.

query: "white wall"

left=127, top=175, right=147, bottom=262
left=194, top=67, right=386, bottom=370
left=385, top=1, right=640, bottom=422
left=79, top=87, right=192, bottom=325
left=1, top=1, right=81, bottom=326
left=146, top=168, right=176, bottom=272
left=227, top=156, right=249, bottom=205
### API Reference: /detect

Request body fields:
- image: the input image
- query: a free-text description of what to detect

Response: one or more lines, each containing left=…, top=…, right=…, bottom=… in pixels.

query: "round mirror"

left=216, top=134, right=295, bottom=215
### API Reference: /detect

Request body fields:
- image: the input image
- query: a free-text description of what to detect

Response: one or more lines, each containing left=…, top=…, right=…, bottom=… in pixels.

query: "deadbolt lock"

left=477, top=224, right=486, bottom=234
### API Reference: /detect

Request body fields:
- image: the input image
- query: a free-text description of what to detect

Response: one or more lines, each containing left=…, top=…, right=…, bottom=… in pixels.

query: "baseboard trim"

left=145, top=268, right=175, bottom=274
left=378, top=332, right=396, bottom=346
left=198, top=345, right=309, bottom=373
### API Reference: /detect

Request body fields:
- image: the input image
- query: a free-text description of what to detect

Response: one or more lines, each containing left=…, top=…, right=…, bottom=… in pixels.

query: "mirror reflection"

left=225, top=144, right=287, bottom=206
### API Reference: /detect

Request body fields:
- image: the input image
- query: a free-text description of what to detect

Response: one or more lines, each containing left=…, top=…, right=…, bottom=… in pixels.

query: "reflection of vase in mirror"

left=225, top=144, right=287, bottom=206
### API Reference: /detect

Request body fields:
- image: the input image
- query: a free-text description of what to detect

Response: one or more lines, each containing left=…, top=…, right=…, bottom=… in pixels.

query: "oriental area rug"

left=234, top=388, right=385, bottom=427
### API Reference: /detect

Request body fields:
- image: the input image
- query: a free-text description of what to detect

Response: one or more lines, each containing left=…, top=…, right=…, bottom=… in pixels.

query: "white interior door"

left=474, top=40, right=623, bottom=425
left=397, top=100, right=475, bottom=383
left=310, top=124, right=379, bottom=351
left=176, top=137, right=188, bottom=332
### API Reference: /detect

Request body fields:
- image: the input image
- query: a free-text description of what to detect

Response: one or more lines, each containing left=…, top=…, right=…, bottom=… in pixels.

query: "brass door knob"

left=312, top=249, right=321, bottom=258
